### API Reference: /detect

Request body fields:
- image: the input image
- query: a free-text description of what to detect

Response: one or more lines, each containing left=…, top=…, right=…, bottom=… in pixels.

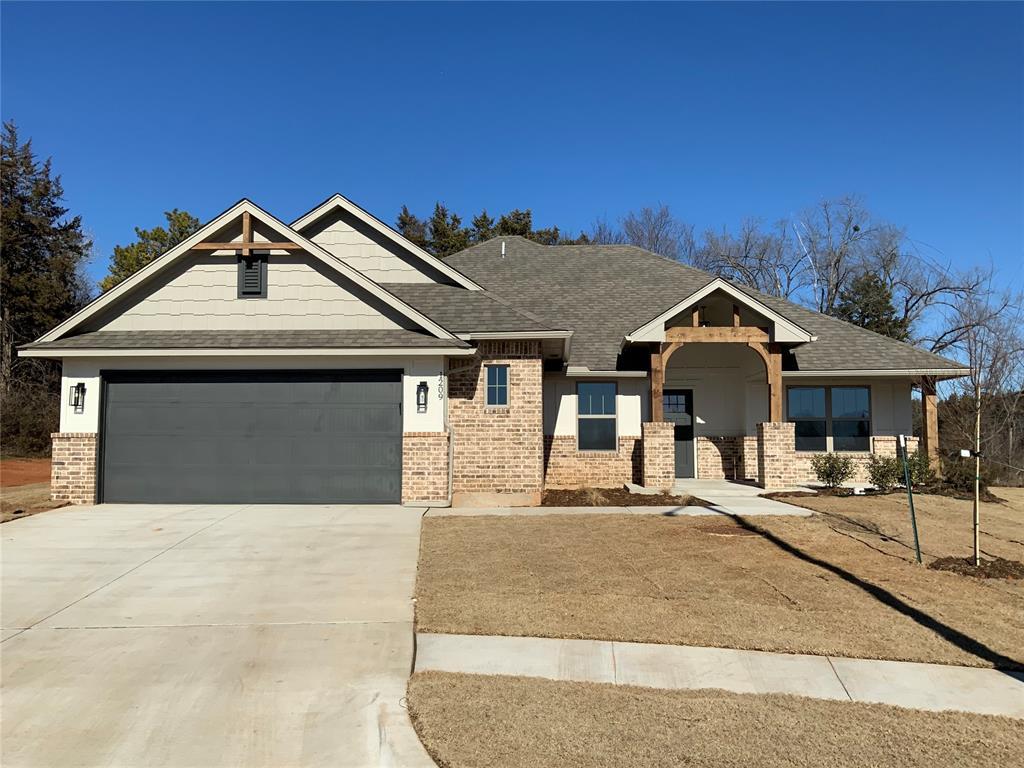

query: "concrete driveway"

left=1, top=504, right=435, bottom=768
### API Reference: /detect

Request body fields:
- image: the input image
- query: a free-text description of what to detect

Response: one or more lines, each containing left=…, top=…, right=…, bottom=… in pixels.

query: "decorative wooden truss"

left=191, top=212, right=304, bottom=253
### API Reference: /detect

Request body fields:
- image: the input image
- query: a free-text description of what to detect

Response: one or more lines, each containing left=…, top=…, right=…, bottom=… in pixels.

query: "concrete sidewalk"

left=415, top=632, right=1024, bottom=718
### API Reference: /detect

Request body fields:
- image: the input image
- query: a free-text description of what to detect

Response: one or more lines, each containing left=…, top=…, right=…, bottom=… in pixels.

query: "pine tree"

left=1, top=121, right=92, bottom=452
left=833, top=272, right=910, bottom=340
left=496, top=209, right=533, bottom=237
left=470, top=209, right=495, bottom=242
left=101, top=209, right=201, bottom=291
left=427, top=203, right=470, bottom=258
left=396, top=205, right=428, bottom=249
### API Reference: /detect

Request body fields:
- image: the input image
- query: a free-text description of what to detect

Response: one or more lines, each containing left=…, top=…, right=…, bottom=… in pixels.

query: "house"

left=20, top=195, right=969, bottom=506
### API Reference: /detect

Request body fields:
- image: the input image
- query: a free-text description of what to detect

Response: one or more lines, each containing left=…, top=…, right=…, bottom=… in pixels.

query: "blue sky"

left=2, top=1, right=1022, bottom=286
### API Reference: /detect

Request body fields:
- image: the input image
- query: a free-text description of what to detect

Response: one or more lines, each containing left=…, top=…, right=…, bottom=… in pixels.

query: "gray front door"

left=100, top=370, right=403, bottom=504
left=664, top=389, right=694, bottom=479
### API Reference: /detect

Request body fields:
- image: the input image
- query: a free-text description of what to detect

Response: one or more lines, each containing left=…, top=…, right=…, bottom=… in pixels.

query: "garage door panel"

left=101, top=371, right=403, bottom=504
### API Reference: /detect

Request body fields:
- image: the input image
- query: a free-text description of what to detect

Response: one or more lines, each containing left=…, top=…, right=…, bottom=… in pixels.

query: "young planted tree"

left=101, top=209, right=201, bottom=291
left=1, top=121, right=92, bottom=453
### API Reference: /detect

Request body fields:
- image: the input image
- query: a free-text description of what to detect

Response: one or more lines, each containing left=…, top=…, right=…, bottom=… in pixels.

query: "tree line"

left=2, top=121, right=1021, bottom=482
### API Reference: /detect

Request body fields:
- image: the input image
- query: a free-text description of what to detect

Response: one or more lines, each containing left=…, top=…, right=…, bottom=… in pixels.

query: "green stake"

left=900, top=435, right=922, bottom=564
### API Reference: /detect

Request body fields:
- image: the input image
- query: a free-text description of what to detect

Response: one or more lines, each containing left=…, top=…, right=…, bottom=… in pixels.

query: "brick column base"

left=757, top=422, right=795, bottom=490
left=642, top=422, right=675, bottom=491
left=402, top=432, right=450, bottom=504
left=50, top=432, right=98, bottom=504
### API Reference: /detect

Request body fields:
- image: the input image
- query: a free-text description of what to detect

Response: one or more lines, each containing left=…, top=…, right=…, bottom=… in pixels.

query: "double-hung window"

left=787, top=386, right=870, bottom=452
left=485, top=365, right=508, bottom=407
left=577, top=382, right=617, bottom=451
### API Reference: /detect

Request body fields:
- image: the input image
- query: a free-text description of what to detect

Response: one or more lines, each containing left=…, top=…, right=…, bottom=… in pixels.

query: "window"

left=238, top=254, right=267, bottom=298
left=577, top=382, right=617, bottom=451
left=485, top=365, right=508, bottom=406
left=787, top=386, right=870, bottom=452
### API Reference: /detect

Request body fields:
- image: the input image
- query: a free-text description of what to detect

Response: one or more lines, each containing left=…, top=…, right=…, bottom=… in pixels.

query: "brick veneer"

left=50, top=432, right=98, bottom=504
left=448, top=341, right=544, bottom=505
left=641, top=421, right=675, bottom=490
left=543, top=435, right=642, bottom=488
left=757, top=422, right=921, bottom=488
left=402, top=432, right=449, bottom=504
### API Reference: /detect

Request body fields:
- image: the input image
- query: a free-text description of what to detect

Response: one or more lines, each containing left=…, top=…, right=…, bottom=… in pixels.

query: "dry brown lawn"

left=416, top=493, right=1024, bottom=667
left=408, top=672, right=1024, bottom=768
left=0, top=482, right=63, bottom=523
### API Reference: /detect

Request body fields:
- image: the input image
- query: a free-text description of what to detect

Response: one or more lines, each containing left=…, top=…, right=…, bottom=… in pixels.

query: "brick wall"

left=543, top=435, right=642, bottom=488
left=757, top=422, right=921, bottom=488
left=448, top=341, right=544, bottom=505
left=402, top=432, right=449, bottom=504
left=641, top=421, right=675, bottom=490
left=50, top=432, right=97, bottom=504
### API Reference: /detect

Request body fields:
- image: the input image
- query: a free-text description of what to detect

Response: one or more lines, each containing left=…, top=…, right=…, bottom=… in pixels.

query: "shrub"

left=810, top=453, right=855, bottom=489
left=942, top=458, right=991, bottom=495
left=867, top=454, right=902, bottom=492
left=907, top=448, right=936, bottom=487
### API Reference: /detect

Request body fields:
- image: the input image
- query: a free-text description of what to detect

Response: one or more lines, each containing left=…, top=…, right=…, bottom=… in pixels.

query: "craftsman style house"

left=21, top=195, right=968, bottom=506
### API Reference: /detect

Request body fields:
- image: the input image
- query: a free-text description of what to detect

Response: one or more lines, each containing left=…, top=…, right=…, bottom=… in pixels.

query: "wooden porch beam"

left=747, top=341, right=783, bottom=422
left=665, top=326, right=770, bottom=343
left=192, top=242, right=304, bottom=251
left=650, top=347, right=665, bottom=422
left=921, top=376, right=939, bottom=467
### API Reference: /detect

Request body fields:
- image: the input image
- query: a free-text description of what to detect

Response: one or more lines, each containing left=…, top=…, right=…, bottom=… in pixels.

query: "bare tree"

left=693, top=218, right=807, bottom=299
left=588, top=217, right=626, bottom=245
left=621, top=205, right=692, bottom=260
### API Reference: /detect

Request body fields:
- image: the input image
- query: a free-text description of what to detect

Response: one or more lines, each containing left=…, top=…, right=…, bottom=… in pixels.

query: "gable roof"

left=444, top=236, right=968, bottom=375
left=35, top=199, right=461, bottom=346
left=291, top=193, right=482, bottom=291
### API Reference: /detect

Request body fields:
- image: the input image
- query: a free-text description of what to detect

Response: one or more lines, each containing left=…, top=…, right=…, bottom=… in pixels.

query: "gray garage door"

left=100, top=370, right=403, bottom=504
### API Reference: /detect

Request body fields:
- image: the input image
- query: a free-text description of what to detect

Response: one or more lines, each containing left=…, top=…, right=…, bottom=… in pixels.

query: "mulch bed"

left=542, top=487, right=709, bottom=507
left=928, top=556, right=1024, bottom=580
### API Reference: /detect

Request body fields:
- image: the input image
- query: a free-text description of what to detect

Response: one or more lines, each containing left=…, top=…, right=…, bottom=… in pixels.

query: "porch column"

left=749, top=342, right=783, bottom=422
left=650, top=347, right=665, bottom=422
left=921, top=376, right=939, bottom=466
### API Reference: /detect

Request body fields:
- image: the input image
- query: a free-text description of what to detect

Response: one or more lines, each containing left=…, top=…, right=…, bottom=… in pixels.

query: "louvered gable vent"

left=237, top=254, right=266, bottom=297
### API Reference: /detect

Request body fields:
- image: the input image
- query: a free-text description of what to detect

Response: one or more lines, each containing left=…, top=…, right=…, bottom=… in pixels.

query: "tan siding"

left=308, top=217, right=436, bottom=283
left=94, top=254, right=414, bottom=332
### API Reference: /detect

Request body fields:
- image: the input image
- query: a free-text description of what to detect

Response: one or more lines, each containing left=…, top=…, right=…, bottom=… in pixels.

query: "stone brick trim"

left=543, top=435, right=641, bottom=488
left=402, top=432, right=450, bottom=504
left=448, top=341, right=543, bottom=506
left=642, top=422, right=675, bottom=491
left=50, top=432, right=98, bottom=505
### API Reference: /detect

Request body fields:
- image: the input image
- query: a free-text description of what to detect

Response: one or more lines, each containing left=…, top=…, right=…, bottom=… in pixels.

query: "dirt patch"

left=1, top=457, right=51, bottom=487
left=929, top=556, right=1024, bottom=580
left=542, top=487, right=708, bottom=507
left=1, top=482, right=64, bottom=523
left=408, top=672, right=1024, bottom=768
left=416, top=511, right=1024, bottom=668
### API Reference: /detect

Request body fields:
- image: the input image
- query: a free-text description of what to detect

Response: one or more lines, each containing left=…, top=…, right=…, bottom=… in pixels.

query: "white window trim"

left=787, top=384, right=873, bottom=453
left=576, top=381, right=618, bottom=453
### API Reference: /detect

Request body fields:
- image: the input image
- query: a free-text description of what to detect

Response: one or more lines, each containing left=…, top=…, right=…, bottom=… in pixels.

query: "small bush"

left=867, top=454, right=902, bottom=492
left=907, top=448, right=936, bottom=487
left=942, top=458, right=991, bottom=495
left=810, top=453, right=855, bottom=489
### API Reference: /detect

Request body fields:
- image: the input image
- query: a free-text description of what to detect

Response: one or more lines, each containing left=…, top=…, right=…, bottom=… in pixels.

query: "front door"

left=664, top=389, right=694, bottom=478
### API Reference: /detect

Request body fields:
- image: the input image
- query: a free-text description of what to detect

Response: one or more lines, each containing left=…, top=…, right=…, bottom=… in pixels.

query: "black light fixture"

left=71, top=382, right=87, bottom=413
left=416, top=381, right=429, bottom=413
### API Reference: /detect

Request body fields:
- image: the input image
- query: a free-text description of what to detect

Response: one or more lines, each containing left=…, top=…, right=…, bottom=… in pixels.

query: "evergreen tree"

left=470, top=209, right=495, bottom=243
left=833, top=272, right=910, bottom=340
left=101, top=209, right=201, bottom=291
left=1, top=121, right=92, bottom=452
left=396, top=205, right=428, bottom=249
left=427, top=203, right=470, bottom=258
left=496, top=208, right=533, bottom=237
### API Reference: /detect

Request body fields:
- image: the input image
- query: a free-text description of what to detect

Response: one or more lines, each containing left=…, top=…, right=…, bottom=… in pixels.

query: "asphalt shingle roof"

left=22, top=329, right=469, bottom=351
left=444, top=236, right=967, bottom=373
left=381, top=283, right=558, bottom=334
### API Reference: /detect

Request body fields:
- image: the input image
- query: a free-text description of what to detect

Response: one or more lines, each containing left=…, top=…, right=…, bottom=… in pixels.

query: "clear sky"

left=3, top=1, right=1022, bottom=286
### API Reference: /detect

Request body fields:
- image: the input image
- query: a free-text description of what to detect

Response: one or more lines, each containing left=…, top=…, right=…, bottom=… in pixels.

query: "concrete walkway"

left=425, top=481, right=811, bottom=518
left=2, top=504, right=435, bottom=768
left=415, top=633, right=1024, bottom=718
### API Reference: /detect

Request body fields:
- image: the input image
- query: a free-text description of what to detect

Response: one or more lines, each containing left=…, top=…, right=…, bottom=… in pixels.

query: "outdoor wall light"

left=416, top=381, right=429, bottom=413
left=70, top=382, right=87, bottom=414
